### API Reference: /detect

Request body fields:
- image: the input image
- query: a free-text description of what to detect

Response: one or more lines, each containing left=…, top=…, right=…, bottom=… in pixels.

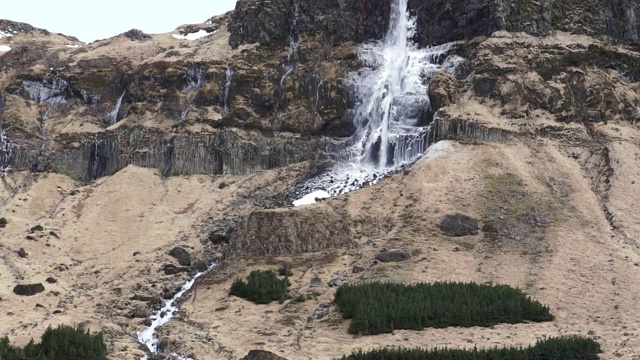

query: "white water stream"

left=104, top=91, right=125, bottom=127
left=138, top=265, right=214, bottom=360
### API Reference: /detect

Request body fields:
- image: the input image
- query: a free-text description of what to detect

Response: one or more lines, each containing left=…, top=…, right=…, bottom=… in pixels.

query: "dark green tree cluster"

left=343, top=336, right=601, bottom=360
left=334, top=282, right=554, bottom=335
left=0, top=324, right=107, bottom=360
left=229, top=270, right=290, bottom=304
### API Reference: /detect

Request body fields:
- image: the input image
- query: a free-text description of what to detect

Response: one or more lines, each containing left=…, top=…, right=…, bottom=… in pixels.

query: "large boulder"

left=428, top=71, right=460, bottom=113
left=439, top=213, right=479, bottom=237
left=241, top=350, right=288, bottom=360
left=376, top=249, right=412, bottom=263
left=169, top=247, right=191, bottom=266
left=13, top=283, right=45, bottom=296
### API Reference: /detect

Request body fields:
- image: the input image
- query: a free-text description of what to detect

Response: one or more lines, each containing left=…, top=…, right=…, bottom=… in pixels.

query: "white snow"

left=65, top=44, right=81, bottom=48
left=172, top=29, right=215, bottom=41
left=293, top=190, right=331, bottom=207
left=0, top=30, right=13, bottom=38
left=0, top=45, right=11, bottom=52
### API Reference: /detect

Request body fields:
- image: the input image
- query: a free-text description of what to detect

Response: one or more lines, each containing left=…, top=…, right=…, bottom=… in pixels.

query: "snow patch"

left=293, top=190, right=331, bottom=207
left=0, top=45, right=11, bottom=52
left=65, top=44, right=81, bottom=48
left=0, top=30, right=13, bottom=38
left=172, top=29, right=215, bottom=41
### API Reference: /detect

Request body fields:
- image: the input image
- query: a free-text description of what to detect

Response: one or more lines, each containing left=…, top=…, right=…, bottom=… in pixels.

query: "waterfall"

left=32, top=108, right=50, bottom=172
left=183, top=65, right=205, bottom=91
left=88, top=133, right=103, bottom=180
left=138, top=265, right=214, bottom=360
left=180, top=105, right=189, bottom=123
left=104, top=91, right=125, bottom=127
left=222, top=67, right=234, bottom=115
left=0, top=124, right=12, bottom=177
left=292, top=0, right=454, bottom=203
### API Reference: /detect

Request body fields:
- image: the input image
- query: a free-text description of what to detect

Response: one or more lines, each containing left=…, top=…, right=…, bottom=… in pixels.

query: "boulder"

left=13, top=283, right=45, bottom=296
left=439, top=213, right=479, bottom=237
left=30, top=225, right=43, bottom=232
left=17, top=248, right=27, bottom=258
left=45, top=277, right=57, bottom=284
left=376, top=250, right=412, bottom=262
left=169, top=247, right=191, bottom=266
left=241, top=350, right=288, bottom=360
left=192, top=261, right=208, bottom=273
left=131, top=304, right=151, bottom=318
left=161, top=264, right=190, bottom=275
left=0, top=217, right=7, bottom=228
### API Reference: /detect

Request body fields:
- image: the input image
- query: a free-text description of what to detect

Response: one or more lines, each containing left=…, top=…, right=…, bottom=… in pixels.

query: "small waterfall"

left=21, top=79, right=68, bottom=105
left=180, top=105, right=189, bottom=123
left=222, top=67, right=234, bottom=115
left=0, top=124, right=12, bottom=177
left=32, top=108, right=50, bottom=172
left=138, top=265, right=214, bottom=360
left=292, top=0, right=455, bottom=203
left=183, top=65, right=205, bottom=91
left=104, top=91, right=125, bottom=127
left=88, top=133, right=103, bottom=180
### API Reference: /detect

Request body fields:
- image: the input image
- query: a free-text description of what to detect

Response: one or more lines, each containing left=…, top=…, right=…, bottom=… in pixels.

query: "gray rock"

left=376, top=249, right=412, bottom=263
left=13, top=283, right=45, bottom=296
left=30, top=225, right=43, bottom=233
left=310, top=277, right=322, bottom=287
left=241, top=349, right=288, bottom=360
left=162, top=264, right=190, bottom=275
left=143, top=317, right=153, bottom=327
left=328, top=278, right=343, bottom=287
left=192, top=261, right=208, bottom=273
left=45, top=277, right=57, bottom=284
left=439, top=213, right=479, bottom=237
left=352, top=265, right=365, bottom=273
left=131, top=304, right=151, bottom=318
left=169, top=247, right=191, bottom=266
left=0, top=217, right=7, bottom=228
left=123, top=29, right=151, bottom=41
left=17, top=248, right=27, bottom=258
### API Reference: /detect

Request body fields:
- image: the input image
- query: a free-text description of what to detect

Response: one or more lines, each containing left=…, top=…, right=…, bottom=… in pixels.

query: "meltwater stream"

left=138, top=265, right=214, bottom=360
left=293, top=0, right=454, bottom=204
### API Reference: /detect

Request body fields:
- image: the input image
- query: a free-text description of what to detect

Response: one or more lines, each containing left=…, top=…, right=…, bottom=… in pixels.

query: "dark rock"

left=169, top=247, right=191, bottom=266
left=35, top=303, right=45, bottom=308
left=192, top=261, right=208, bottom=273
left=209, top=221, right=232, bottom=245
left=352, top=265, right=365, bottom=273
left=376, top=249, right=412, bottom=263
left=26, top=235, right=36, bottom=241
left=143, top=317, right=153, bottom=326
left=49, top=231, right=59, bottom=238
left=53, top=309, right=62, bottom=314
left=132, top=294, right=152, bottom=301
left=45, top=277, right=57, bottom=284
left=453, top=246, right=461, bottom=252
left=439, top=213, right=479, bottom=237
left=241, top=350, right=288, bottom=360
left=30, top=225, right=43, bottom=232
left=162, top=264, right=190, bottom=276
left=218, top=182, right=227, bottom=189
left=123, top=29, right=151, bottom=41
left=133, top=251, right=141, bottom=256
left=328, top=278, right=343, bottom=287
left=13, top=283, right=45, bottom=296
left=310, top=277, right=322, bottom=287
left=17, top=248, right=27, bottom=258
left=482, top=222, right=499, bottom=233
left=131, top=304, right=151, bottom=318
left=0, top=217, right=7, bottom=228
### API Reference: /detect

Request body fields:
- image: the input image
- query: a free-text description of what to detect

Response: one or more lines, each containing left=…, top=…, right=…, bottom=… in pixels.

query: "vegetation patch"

left=342, top=336, right=600, bottom=360
left=0, top=324, right=107, bottom=360
left=334, top=282, right=553, bottom=335
left=229, top=270, right=290, bottom=304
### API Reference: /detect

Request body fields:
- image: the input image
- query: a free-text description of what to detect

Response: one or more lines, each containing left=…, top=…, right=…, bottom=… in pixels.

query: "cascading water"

left=274, top=2, right=301, bottom=136
left=104, top=91, right=125, bottom=127
left=222, top=67, right=234, bottom=115
left=293, top=0, right=454, bottom=203
left=32, top=108, right=50, bottom=172
left=138, top=265, right=214, bottom=360
left=0, top=124, right=12, bottom=177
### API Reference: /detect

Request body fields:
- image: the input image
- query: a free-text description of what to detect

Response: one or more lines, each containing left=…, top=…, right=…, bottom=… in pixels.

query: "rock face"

left=376, top=249, right=412, bottom=262
left=13, top=283, right=45, bottom=296
left=439, top=213, right=479, bottom=237
left=428, top=71, right=460, bottom=113
left=241, top=350, right=288, bottom=360
left=230, top=205, right=354, bottom=257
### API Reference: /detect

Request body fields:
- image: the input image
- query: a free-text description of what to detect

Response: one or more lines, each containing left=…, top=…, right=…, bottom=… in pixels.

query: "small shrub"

left=278, top=265, right=293, bottom=277
left=334, top=281, right=554, bottom=335
left=294, top=294, right=306, bottom=303
left=343, top=336, right=600, bottom=360
left=229, top=270, right=290, bottom=304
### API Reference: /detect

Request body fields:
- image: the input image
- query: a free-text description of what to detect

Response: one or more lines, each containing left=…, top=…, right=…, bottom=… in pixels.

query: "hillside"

left=1, top=1, right=640, bottom=359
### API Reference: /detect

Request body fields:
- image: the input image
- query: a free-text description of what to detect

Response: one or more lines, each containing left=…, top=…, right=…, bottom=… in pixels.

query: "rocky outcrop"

left=376, top=249, right=412, bottom=262
left=241, top=350, right=288, bottom=360
left=169, top=247, right=191, bottom=266
left=432, top=113, right=510, bottom=144
left=230, top=205, right=354, bottom=257
left=439, top=213, right=479, bottom=237
left=428, top=71, right=460, bottom=112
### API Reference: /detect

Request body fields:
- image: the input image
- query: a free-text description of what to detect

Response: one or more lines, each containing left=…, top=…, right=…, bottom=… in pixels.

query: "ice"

left=172, top=29, right=215, bottom=41
left=293, top=190, right=331, bottom=206
left=0, top=45, right=11, bottom=52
